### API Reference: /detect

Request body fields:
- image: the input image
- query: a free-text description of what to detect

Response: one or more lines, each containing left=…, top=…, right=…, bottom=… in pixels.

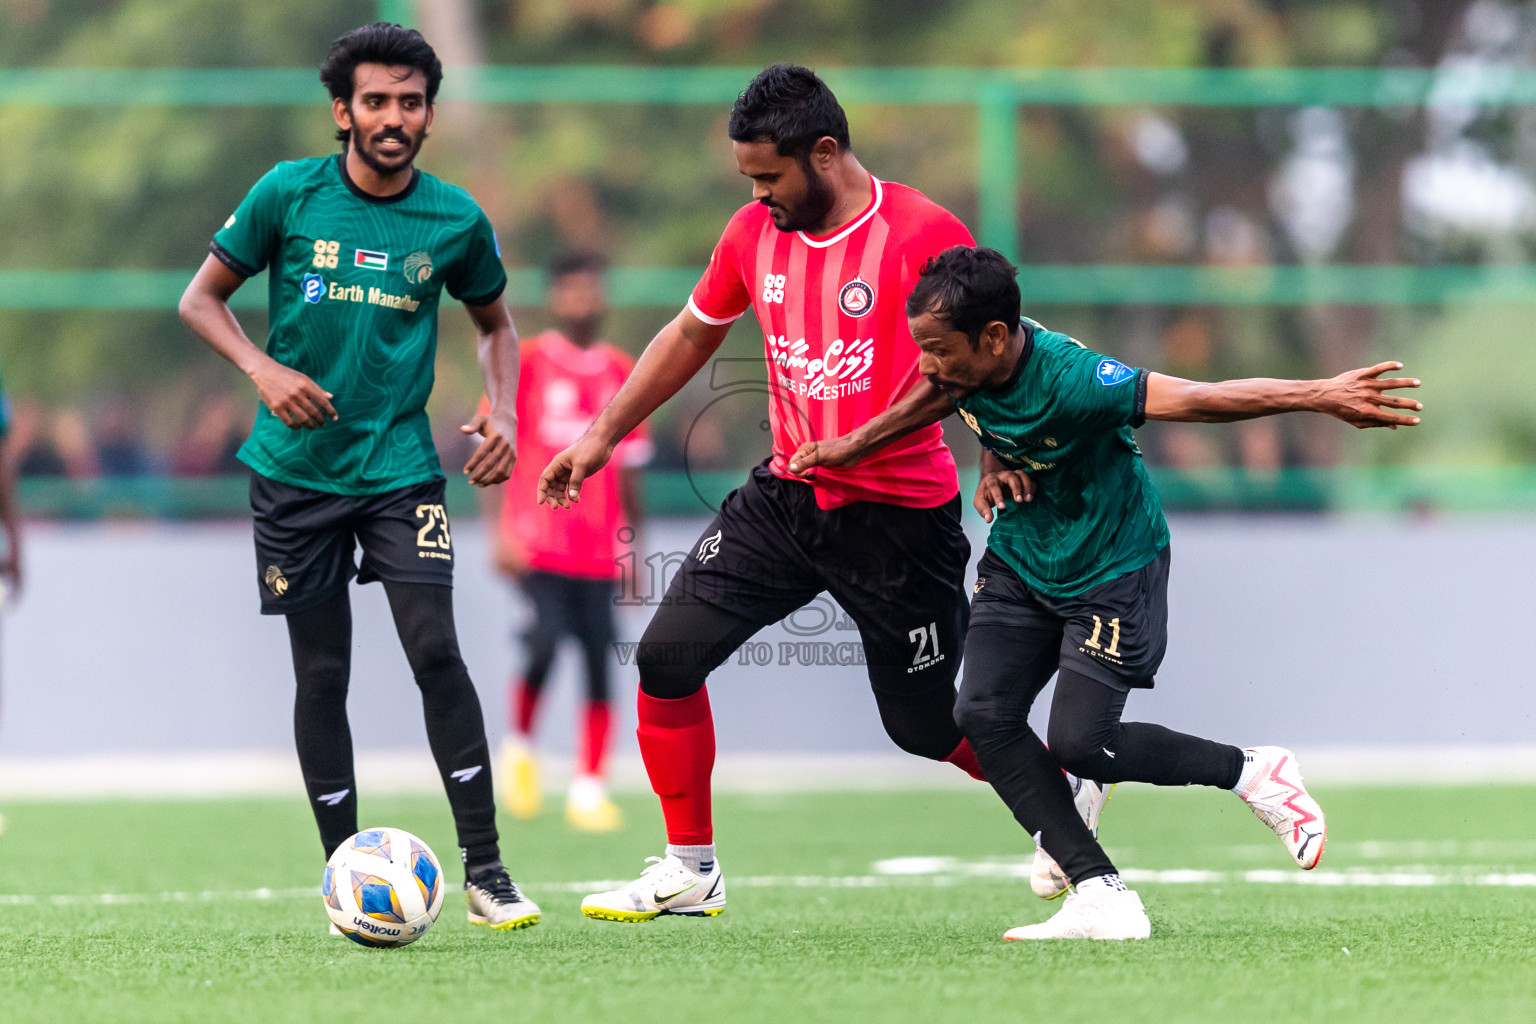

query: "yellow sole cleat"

left=470, top=912, right=541, bottom=931
left=500, top=743, right=541, bottom=820
left=566, top=798, right=623, bottom=833
left=580, top=904, right=723, bottom=923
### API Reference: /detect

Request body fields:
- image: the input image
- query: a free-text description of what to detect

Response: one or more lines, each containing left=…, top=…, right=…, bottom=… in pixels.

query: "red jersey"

left=689, top=176, right=971, bottom=509
left=493, top=331, right=651, bottom=580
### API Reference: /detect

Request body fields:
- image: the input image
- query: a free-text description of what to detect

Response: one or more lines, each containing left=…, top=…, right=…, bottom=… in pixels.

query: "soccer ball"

left=322, top=827, right=445, bottom=948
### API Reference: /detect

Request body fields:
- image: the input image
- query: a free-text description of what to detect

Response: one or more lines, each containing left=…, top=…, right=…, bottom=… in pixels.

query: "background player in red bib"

left=538, top=64, right=989, bottom=923
left=483, top=252, right=649, bottom=832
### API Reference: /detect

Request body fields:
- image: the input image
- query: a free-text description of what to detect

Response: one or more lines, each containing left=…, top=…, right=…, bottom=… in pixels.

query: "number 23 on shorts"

left=415, top=503, right=451, bottom=550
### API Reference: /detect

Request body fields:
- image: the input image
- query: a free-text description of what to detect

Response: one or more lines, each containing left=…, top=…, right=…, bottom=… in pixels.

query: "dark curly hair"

left=727, top=63, right=851, bottom=163
left=319, top=22, right=443, bottom=144
left=905, top=247, right=1022, bottom=348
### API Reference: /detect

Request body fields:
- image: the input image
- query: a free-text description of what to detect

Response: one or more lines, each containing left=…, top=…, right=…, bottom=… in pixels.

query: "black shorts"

left=249, top=470, right=454, bottom=615
left=969, top=545, right=1170, bottom=691
left=666, top=461, right=970, bottom=691
left=521, top=571, right=616, bottom=647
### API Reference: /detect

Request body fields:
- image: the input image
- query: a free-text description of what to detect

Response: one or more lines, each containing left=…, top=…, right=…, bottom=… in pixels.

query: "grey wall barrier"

left=0, top=514, right=1529, bottom=761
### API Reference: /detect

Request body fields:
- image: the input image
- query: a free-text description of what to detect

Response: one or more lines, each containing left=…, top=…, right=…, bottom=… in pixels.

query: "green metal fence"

left=7, top=58, right=1535, bottom=516
left=3, top=65, right=1536, bottom=306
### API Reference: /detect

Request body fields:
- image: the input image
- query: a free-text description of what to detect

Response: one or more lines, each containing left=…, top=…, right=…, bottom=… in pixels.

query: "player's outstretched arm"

left=538, top=308, right=730, bottom=509
left=787, top=378, right=955, bottom=477
left=1143, top=362, right=1423, bottom=429
left=460, top=299, right=520, bottom=487
left=178, top=255, right=337, bottom=430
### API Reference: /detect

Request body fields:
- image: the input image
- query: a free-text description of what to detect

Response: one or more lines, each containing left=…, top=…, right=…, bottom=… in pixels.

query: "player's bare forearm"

left=788, top=377, right=953, bottom=475
left=589, top=309, right=728, bottom=448
left=461, top=300, right=520, bottom=487
left=1144, top=363, right=1422, bottom=429
left=179, top=254, right=336, bottom=430
left=539, top=309, right=728, bottom=509
left=179, top=255, right=267, bottom=376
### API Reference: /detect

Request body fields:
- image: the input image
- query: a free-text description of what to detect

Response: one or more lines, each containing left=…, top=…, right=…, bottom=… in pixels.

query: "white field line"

left=8, top=747, right=1536, bottom=799
left=6, top=866, right=1536, bottom=909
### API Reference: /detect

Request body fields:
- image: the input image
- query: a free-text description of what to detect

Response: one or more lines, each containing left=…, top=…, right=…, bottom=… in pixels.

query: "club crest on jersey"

left=354, top=249, right=389, bottom=272
left=838, top=278, right=875, bottom=318
left=404, top=251, right=433, bottom=285
left=1095, top=358, right=1136, bottom=387
left=301, top=274, right=325, bottom=303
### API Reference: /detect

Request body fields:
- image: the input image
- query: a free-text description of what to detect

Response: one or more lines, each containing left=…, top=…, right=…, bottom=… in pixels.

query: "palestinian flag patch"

left=354, top=249, right=389, bottom=271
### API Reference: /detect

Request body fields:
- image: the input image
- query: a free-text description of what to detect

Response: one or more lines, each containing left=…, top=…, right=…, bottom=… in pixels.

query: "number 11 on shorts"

left=1084, top=615, right=1121, bottom=657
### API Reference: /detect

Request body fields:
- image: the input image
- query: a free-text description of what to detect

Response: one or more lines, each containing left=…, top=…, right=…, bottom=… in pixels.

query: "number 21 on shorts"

left=908, top=621, right=942, bottom=672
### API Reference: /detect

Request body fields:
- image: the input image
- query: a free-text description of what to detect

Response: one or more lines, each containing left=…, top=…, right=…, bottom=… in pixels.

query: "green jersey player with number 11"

left=791, top=246, right=1423, bottom=941
left=179, top=22, right=539, bottom=938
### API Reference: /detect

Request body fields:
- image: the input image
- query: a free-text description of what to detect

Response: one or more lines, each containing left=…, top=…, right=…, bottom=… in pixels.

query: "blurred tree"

left=0, top=0, right=1529, bottom=471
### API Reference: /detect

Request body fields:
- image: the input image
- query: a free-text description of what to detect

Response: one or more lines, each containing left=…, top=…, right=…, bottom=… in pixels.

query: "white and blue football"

left=322, top=827, right=445, bottom=948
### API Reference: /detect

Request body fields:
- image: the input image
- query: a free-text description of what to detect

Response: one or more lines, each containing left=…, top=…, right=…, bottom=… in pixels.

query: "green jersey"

left=212, top=154, right=507, bottom=495
left=953, top=318, right=1169, bottom=599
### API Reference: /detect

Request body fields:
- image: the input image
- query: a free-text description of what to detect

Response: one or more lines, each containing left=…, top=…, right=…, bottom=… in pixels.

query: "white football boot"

left=1004, top=887, right=1151, bottom=941
left=1031, top=775, right=1114, bottom=900
left=1235, top=746, right=1327, bottom=870
left=465, top=865, right=542, bottom=930
left=581, top=855, right=726, bottom=923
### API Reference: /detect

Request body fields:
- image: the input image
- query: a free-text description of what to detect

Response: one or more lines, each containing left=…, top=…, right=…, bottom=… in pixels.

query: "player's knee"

left=293, top=650, right=349, bottom=702
left=403, top=630, right=468, bottom=691
left=952, top=692, right=991, bottom=743
left=1045, top=723, right=1108, bottom=779
left=877, top=693, right=964, bottom=762
left=636, top=648, right=704, bottom=701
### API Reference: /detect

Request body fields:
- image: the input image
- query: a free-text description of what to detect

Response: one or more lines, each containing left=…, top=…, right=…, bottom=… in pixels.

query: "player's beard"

left=926, top=373, right=980, bottom=400
left=350, top=124, right=425, bottom=178
left=766, top=162, right=837, bottom=233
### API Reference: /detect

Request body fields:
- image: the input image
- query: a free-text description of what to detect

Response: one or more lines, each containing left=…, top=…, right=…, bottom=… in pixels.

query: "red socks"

left=512, top=678, right=540, bottom=737
left=578, top=700, right=613, bottom=777
left=636, top=687, right=716, bottom=845
left=944, top=737, right=987, bottom=781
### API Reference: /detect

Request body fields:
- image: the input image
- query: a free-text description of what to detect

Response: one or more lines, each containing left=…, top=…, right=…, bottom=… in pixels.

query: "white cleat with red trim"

left=1235, top=746, right=1326, bottom=870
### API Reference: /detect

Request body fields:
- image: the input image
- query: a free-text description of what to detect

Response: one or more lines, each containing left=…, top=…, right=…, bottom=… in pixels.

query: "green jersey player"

left=790, top=245, right=1422, bottom=941
left=179, top=22, right=538, bottom=937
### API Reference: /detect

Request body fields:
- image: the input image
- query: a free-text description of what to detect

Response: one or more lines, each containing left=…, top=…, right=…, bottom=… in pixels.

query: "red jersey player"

left=539, top=64, right=988, bottom=923
left=484, top=253, right=649, bottom=832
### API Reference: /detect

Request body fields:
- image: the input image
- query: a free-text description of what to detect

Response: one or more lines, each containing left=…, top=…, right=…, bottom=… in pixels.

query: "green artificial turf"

left=1, top=784, right=1534, bottom=1023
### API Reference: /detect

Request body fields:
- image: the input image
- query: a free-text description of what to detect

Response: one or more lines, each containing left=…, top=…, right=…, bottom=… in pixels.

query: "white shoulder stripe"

left=797, top=177, right=885, bottom=249
left=687, top=295, right=745, bottom=326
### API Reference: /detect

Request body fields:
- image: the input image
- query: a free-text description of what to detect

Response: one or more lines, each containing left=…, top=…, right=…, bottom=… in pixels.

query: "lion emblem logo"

left=403, top=251, right=433, bottom=285
left=264, top=565, right=289, bottom=597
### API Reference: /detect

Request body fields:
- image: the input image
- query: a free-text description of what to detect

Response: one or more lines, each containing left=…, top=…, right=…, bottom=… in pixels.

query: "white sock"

left=1232, top=749, right=1259, bottom=794
left=667, top=843, right=716, bottom=876
left=1076, top=873, right=1127, bottom=894
left=567, top=774, right=606, bottom=810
